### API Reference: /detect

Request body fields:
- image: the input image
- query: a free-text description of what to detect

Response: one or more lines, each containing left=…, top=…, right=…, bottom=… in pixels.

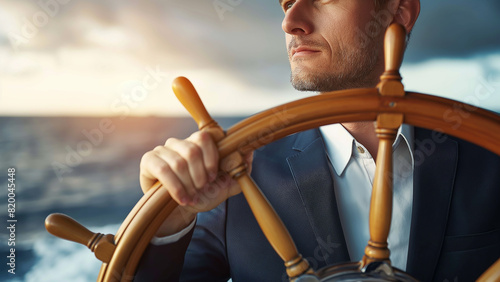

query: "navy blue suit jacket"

left=135, top=127, right=500, bottom=281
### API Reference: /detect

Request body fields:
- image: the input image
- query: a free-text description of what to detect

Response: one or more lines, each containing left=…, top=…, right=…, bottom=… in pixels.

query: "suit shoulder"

left=414, top=126, right=500, bottom=163
left=253, top=129, right=322, bottom=160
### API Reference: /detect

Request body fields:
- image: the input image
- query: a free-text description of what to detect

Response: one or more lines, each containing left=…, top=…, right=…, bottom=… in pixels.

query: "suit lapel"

left=406, top=128, right=458, bottom=281
left=283, top=127, right=458, bottom=278
left=286, top=129, right=350, bottom=266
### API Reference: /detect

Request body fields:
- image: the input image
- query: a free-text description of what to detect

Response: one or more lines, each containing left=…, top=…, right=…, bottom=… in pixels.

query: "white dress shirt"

left=153, top=124, right=414, bottom=271
left=319, top=123, right=414, bottom=270
left=150, top=217, right=197, bottom=246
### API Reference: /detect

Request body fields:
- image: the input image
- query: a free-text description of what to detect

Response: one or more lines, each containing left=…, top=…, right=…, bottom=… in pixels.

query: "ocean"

left=0, top=116, right=243, bottom=282
left=2, top=111, right=499, bottom=281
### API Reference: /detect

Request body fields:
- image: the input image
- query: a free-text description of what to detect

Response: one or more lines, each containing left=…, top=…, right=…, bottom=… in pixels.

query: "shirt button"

left=357, top=146, right=365, bottom=154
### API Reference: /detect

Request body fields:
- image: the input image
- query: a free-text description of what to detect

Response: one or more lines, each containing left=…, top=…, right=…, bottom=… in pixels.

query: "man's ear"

left=393, top=0, right=420, bottom=33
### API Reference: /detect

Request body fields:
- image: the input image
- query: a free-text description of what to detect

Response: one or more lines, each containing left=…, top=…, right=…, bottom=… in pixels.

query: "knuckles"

left=139, top=131, right=221, bottom=203
left=140, top=150, right=157, bottom=170
left=168, top=156, right=188, bottom=174
left=164, top=137, right=180, bottom=147
left=189, top=131, right=211, bottom=144
left=166, top=184, right=184, bottom=201
left=183, top=142, right=202, bottom=162
left=152, top=145, right=166, bottom=153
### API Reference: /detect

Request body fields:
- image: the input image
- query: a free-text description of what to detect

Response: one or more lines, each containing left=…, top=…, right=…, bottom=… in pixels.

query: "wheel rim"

left=44, top=23, right=500, bottom=282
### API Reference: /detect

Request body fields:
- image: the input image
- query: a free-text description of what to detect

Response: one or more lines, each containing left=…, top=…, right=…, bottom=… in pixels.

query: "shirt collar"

left=319, top=123, right=414, bottom=176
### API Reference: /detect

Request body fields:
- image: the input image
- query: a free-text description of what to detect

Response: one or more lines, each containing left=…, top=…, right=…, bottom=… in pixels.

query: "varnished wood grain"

left=45, top=23, right=500, bottom=282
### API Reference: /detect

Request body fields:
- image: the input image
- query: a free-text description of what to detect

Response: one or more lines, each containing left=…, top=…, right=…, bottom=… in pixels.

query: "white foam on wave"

left=25, top=224, right=121, bottom=282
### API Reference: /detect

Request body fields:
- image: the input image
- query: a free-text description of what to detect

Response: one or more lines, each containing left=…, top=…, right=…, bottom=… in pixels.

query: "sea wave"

left=25, top=224, right=121, bottom=282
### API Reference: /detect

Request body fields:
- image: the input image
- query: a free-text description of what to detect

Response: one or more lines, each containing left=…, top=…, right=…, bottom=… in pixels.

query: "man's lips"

left=291, top=46, right=321, bottom=57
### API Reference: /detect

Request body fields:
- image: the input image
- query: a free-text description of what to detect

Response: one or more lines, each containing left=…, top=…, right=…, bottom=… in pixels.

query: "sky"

left=0, top=0, right=499, bottom=117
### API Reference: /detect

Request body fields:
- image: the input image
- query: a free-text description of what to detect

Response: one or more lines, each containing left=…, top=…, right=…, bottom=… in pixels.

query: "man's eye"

left=283, top=1, right=294, bottom=11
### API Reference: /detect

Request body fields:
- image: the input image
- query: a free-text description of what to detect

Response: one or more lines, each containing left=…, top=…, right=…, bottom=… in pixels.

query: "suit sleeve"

left=134, top=202, right=230, bottom=281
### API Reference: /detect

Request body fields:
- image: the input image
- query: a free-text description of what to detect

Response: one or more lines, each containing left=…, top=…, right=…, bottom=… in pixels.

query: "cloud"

left=2, top=0, right=499, bottom=61
left=402, top=53, right=500, bottom=112
left=0, top=0, right=498, bottom=116
left=406, top=0, right=500, bottom=61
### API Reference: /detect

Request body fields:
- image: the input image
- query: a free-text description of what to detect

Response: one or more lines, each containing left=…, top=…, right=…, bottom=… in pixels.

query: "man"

left=135, top=0, right=500, bottom=281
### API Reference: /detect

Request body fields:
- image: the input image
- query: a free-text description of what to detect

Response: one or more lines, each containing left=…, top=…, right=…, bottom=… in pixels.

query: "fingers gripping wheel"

left=172, top=77, right=313, bottom=279
left=44, top=23, right=500, bottom=282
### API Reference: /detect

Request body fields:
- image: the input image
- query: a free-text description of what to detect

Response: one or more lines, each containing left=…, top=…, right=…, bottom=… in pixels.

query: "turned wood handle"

left=45, top=213, right=97, bottom=248
left=172, top=77, right=217, bottom=130
left=172, top=76, right=225, bottom=141
left=45, top=213, right=116, bottom=263
left=384, top=23, right=406, bottom=75
left=362, top=24, right=407, bottom=266
left=236, top=173, right=311, bottom=278
left=378, top=23, right=406, bottom=97
left=172, top=76, right=311, bottom=279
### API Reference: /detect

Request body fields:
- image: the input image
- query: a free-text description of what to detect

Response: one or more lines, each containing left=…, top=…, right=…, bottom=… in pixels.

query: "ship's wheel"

left=45, top=24, right=500, bottom=281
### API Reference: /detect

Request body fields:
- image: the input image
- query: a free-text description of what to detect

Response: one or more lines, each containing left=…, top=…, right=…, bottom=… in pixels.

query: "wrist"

left=156, top=206, right=197, bottom=237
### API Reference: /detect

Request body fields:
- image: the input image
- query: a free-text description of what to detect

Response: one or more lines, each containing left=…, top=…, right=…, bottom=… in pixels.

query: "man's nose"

left=281, top=1, right=314, bottom=35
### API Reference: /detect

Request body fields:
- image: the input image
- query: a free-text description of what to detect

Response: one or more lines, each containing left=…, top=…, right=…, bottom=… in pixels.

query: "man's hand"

left=139, top=130, right=252, bottom=236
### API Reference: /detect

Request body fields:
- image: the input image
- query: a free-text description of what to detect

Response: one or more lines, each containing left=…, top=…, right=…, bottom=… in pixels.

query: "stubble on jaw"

left=289, top=36, right=382, bottom=92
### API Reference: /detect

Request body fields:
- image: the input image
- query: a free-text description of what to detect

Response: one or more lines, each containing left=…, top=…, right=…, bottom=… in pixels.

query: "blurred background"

left=1, top=0, right=499, bottom=281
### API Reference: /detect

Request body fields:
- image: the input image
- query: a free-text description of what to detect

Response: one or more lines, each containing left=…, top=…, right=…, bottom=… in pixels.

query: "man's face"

left=281, top=0, right=388, bottom=92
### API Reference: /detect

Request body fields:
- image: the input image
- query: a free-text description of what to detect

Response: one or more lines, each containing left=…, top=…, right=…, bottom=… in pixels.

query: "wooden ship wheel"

left=45, top=24, right=500, bottom=281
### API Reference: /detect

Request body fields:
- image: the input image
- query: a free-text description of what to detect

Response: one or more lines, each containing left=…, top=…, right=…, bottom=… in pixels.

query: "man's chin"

left=290, top=70, right=379, bottom=92
left=290, top=74, right=338, bottom=92
left=291, top=83, right=323, bottom=92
